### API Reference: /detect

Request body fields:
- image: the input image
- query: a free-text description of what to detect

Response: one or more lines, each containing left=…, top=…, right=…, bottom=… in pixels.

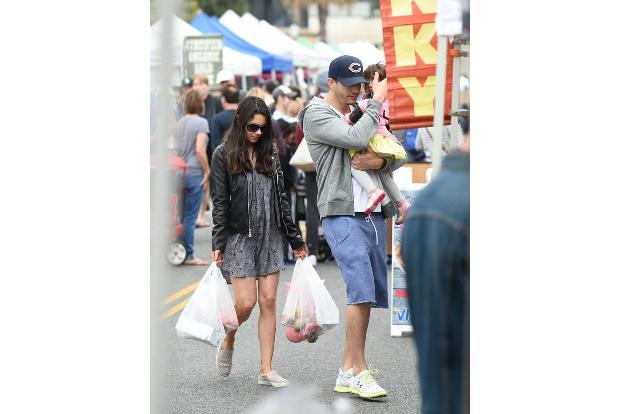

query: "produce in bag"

left=281, top=258, right=339, bottom=343
left=175, top=263, right=239, bottom=346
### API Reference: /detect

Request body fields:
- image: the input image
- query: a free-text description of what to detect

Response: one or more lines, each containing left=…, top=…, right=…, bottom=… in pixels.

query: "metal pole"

left=271, top=69, right=276, bottom=81
left=431, top=35, right=448, bottom=177
left=241, top=75, right=248, bottom=91
left=450, top=41, right=461, bottom=150
left=152, top=1, right=181, bottom=413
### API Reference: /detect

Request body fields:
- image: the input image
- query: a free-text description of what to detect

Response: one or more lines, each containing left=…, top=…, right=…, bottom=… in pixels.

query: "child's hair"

left=363, top=62, right=387, bottom=82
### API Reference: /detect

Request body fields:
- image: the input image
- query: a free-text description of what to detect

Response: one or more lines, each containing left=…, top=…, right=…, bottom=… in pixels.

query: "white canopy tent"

left=221, top=10, right=320, bottom=68
left=150, top=14, right=262, bottom=87
left=220, top=10, right=288, bottom=61
left=247, top=14, right=322, bottom=69
left=336, top=41, right=385, bottom=68
left=312, top=41, right=341, bottom=68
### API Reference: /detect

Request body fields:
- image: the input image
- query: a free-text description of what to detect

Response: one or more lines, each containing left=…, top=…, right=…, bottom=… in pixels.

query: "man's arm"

left=352, top=147, right=406, bottom=173
left=303, top=100, right=381, bottom=150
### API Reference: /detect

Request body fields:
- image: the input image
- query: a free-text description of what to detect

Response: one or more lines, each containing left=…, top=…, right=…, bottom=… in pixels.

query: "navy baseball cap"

left=328, top=55, right=368, bottom=86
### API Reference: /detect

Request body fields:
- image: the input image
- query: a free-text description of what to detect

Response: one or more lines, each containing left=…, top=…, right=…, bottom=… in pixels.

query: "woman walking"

left=211, top=96, right=308, bottom=387
left=175, top=89, right=210, bottom=265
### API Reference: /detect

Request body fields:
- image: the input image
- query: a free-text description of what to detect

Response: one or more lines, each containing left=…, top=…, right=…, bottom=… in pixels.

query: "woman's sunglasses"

left=246, top=123, right=267, bottom=133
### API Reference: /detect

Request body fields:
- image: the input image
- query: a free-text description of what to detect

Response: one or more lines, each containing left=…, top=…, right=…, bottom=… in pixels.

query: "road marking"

left=162, top=298, right=190, bottom=320
left=163, top=281, right=199, bottom=305
left=162, top=280, right=200, bottom=319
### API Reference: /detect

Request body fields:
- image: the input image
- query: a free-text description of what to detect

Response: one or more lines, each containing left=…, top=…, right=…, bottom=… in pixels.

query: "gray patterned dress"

left=221, top=169, right=284, bottom=278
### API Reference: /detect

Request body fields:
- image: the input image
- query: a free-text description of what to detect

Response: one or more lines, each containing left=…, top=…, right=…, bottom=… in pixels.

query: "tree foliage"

left=150, top=0, right=247, bottom=24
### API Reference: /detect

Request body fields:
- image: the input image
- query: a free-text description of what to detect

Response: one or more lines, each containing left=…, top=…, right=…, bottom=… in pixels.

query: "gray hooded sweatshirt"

left=298, top=96, right=405, bottom=219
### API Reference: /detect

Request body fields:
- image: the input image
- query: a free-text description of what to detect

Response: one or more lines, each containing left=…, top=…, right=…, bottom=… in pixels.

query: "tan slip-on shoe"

left=216, top=341, right=233, bottom=377
left=257, top=370, right=289, bottom=388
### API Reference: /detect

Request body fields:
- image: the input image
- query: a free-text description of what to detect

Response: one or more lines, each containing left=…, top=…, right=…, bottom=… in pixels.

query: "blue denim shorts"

left=322, top=214, right=388, bottom=308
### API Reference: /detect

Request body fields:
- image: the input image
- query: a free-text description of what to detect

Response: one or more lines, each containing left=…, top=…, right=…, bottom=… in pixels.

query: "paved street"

left=157, top=212, right=420, bottom=413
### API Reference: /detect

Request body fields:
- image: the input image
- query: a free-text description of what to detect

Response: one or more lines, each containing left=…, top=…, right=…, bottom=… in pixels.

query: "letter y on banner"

left=380, top=0, right=454, bottom=129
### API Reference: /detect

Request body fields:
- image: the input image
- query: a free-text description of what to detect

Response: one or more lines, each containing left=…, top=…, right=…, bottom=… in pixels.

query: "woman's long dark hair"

left=223, top=96, right=275, bottom=175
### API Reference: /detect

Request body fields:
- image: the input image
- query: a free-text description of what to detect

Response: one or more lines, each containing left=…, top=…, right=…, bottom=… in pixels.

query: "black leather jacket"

left=211, top=144, right=305, bottom=253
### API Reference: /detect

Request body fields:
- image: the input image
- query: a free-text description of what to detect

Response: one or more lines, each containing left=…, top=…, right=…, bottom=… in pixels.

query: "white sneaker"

left=334, top=368, right=353, bottom=393
left=349, top=369, right=387, bottom=399
left=258, top=370, right=289, bottom=388
left=308, top=255, right=317, bottom=266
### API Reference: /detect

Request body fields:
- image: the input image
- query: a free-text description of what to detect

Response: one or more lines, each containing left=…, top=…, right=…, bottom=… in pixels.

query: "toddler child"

left=345, top=63, right=409, bottom=224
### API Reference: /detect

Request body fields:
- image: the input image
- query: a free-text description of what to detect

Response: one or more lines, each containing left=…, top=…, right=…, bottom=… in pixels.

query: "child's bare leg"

left=351, top=168, right=377, bottom=192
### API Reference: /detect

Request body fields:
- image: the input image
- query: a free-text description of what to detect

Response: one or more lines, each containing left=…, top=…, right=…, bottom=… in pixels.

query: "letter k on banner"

left=380, top=0, right=455, bottom=129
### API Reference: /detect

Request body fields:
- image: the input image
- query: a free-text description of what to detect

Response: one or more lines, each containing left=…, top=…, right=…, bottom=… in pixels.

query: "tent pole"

left=431, top=35, right=448, bottom=178
left=271, top=69, right=276, bottom=81
left=241, top=75, right=248, bottom=91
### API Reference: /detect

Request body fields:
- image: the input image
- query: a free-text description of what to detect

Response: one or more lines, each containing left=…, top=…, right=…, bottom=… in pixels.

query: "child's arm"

left=344, top=99, right=371, bottom=125
left=345, top=103, right=364, bottom=125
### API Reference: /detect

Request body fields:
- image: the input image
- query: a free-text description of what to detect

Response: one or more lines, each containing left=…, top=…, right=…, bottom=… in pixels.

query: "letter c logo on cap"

left=348, top=63, right=361, bottom=73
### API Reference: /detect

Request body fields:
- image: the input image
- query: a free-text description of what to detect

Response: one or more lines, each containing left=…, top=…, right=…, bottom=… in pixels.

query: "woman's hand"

left=201, top=168, right=210, bottom=192
left=293, top=244, right=309, bottom=260
left=212, top=250, right=223, bottom=267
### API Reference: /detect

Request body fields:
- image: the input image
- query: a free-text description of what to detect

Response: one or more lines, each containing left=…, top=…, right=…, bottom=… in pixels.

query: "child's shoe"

left=364, top=189, right=386, bottom=215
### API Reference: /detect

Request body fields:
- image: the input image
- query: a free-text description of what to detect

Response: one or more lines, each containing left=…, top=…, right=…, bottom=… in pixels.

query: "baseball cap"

left=328, top=55, right=368, bottom=86
left=272, top=85, right=297, bottom=100
left=315, top=70, right=329, bottom=93
left=216, top=69, right=235, bottom=84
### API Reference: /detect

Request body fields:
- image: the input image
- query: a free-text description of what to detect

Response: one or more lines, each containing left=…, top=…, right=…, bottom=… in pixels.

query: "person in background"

left=176, top=77, right=193, bottom=120
left=289, top=85, right=302, bottom=101
left=271, top=86, right=298, bottom=123
left=298, top=55, right=403, bottom=399
left=174, top=90, right=210, bottom=265
left=287, top=98, right=303, bottom=121
left=211, top=96, right=308, bottom=386
left=415, top=125, right=464, bottom=163
left=272, top=85, right=300, bottom=263
left=192, top=74, right=224, bottom=127
left=216, top=69, right=236, bottom=89
left=193, top=73, right=224, bottom=228
left=194, top=85, right=241, bottom=229
left=260, top=79, right=279, bottom=113
left=246, top=87, right=267, bottom=101
left=402, top=134, right=470, bottom=414
left=209, top=85, right=240, bottom=154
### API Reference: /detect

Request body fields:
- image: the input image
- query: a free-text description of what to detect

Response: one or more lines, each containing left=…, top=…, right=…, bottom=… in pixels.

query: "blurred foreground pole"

left=450, top=42, right=461, bottom=150
left=152, top=0, right=181, bottom=412
left=431, top=35, right=448, bottom=178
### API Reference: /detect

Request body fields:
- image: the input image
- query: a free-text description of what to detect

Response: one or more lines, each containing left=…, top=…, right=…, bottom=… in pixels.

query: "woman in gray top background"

left=174, top=90, right=210, bottom=265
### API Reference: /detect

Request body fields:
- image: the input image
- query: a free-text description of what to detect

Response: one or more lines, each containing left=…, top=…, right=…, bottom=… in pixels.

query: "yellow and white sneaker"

left=334, top=368, right=353, bottom=393
left=349, top=369, right=387, bottom=399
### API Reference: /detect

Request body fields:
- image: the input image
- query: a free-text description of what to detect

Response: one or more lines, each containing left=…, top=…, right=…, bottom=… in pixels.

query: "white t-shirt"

left=328, top=103, right=381, bottom=214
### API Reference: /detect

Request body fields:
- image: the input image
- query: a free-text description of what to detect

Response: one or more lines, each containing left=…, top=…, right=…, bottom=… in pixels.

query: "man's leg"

left=344, top=303, right=371, bottom=375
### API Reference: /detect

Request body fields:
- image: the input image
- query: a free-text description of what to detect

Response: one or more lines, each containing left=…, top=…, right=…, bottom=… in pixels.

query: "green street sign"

left=183, top=35, right=224, bottom=85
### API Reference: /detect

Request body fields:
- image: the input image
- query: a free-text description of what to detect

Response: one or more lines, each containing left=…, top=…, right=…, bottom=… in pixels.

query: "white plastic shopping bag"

left=175, top=263, right=239, bottom=346
left=281, top=258, right=339, bottom=343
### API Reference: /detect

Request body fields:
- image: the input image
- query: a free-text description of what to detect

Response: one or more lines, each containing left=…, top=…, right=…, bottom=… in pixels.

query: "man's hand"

left=351, top=147, right=386, bottom=170
left=212, top=250, right=223, bottom=267
left=371, top=72, right=387, bottom=103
